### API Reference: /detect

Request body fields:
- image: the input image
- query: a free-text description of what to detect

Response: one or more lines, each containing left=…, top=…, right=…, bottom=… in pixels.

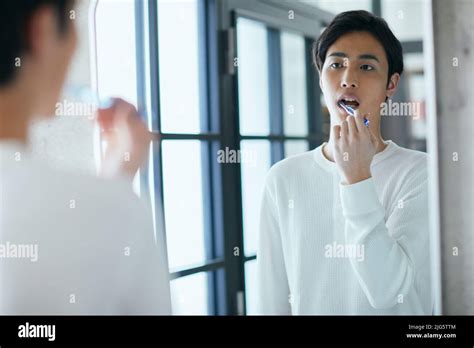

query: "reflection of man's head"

left=313, top=10, right=403, bottom=127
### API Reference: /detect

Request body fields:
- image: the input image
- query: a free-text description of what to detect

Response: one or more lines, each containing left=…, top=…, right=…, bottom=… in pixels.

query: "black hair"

left=0, top=0, right=75, bottom=87
left=313, top=10, right=404, bottom=84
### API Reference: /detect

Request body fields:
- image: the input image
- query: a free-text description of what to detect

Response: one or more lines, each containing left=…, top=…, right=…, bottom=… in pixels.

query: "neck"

left=0, top=84, right=33, bottom=145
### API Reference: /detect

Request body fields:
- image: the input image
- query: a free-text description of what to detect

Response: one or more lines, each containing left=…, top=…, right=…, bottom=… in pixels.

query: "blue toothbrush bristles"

left=338, top=101, right=369, bottom=127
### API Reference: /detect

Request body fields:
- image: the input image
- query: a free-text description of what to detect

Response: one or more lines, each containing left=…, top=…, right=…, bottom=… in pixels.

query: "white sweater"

left=0, top=140, right=171, bottom=314
left=256, top=140, right=432, bottom=315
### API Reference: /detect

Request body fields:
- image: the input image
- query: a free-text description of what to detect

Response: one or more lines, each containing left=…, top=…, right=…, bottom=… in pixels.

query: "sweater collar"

left=313, top=140, right=397, bottom=173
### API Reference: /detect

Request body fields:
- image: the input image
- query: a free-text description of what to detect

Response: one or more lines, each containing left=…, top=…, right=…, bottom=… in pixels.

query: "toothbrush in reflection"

left=338, top=101, right=369, bottom=127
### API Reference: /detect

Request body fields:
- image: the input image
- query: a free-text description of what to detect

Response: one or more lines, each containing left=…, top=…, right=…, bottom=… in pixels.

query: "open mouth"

left=337, top=96, right=360, bottom=116
left=338, top=98, right=360, bottom=111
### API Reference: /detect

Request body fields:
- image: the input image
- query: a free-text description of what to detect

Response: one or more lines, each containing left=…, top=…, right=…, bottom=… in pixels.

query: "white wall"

left=431, top=0, right=474, bottom=315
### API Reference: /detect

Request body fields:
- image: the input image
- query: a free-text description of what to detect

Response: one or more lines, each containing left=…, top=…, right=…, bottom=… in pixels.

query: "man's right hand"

left=96, top=98, right=154, bottom=181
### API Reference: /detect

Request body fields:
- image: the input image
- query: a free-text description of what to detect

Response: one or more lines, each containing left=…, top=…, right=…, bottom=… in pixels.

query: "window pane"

left=158, top=0, right=202, bottom=133
left=382, top=0, right=424, bottom=41
left=240, top=141, right=271, bottom=256
left=404, top=53, right=426, bottom=141
left=285, top=140, right=309, bottom=158
left=96, top=0, right=137, bottom=104
left=281, top=32, right=308, bottom=136
left=162, top=140, right=206, bottom=270
left=245, top=259, right=257, bottom=315
left=237, top=18, right=270, bottom=135
left=171, top=272, right=209, bottom=315
left=96, top=0, right=141, bottom=195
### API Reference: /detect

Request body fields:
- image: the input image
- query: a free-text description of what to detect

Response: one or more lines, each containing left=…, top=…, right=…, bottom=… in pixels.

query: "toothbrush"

left=338, top=101, right=369, bottom=127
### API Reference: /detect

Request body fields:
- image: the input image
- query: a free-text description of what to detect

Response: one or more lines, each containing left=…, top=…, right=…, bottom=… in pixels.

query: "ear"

left=386, top=73, right=400, bottom=99
left=27, top=6, right=57, bottom=58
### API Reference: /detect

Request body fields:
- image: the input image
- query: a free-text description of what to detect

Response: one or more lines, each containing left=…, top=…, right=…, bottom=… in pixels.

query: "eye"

left=360, top=64, right=374, bottom=71
left=330, top=62, right=342, bottom=69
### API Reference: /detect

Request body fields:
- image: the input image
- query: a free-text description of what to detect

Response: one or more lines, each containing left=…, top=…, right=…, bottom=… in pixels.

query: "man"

left=0, top=1, right=171, bottom=314
left=256, top=10, right=432, bottom=314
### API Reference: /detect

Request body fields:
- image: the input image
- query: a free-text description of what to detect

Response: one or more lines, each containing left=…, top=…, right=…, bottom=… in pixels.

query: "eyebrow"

left=327, top=52, right=380, bottom=63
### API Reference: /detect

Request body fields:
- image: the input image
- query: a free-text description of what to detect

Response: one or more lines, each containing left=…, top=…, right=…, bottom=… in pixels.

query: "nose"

left=340, top=69, right=358, bottom=88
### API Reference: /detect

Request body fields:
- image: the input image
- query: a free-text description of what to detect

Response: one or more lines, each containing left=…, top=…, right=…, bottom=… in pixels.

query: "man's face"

left=319, top=31, right=399, bottom=127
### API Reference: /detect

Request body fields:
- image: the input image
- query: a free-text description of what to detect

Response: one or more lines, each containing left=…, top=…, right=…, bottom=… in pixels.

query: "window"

left=170, top=272, right=210, bottom=315
left=281, top=32, right=309, bottom=137
left=161, top=140, right=206, bottom=270
left=403, top=52, right=427, bottom=151
left=157, top=0, right=202, bottom=134
left=381, top=0, right=424, bottom=41
left=155, top=0, right=215, bottom=314
left=244, top=259, right=257, bottom=315
left=138, top=0, right=328, bottom=315
left=240, top=140, right=272, bottom=256
left=96, top=0, right=138, bottom=106
left=138, top=0, right=224, bottom=315
left=236, top=18, right=270, bottom=136
left=95, top=0, right=142, bottom=195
